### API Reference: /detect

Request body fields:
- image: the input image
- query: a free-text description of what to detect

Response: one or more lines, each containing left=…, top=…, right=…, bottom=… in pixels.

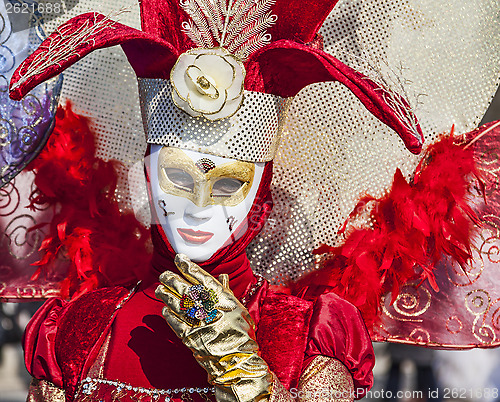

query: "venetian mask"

left=147, top=145, right=265, bottom=262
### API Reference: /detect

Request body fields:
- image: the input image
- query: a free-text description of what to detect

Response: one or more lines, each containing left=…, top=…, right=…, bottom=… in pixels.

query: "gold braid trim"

left=27, top=378, right=66, bottom=402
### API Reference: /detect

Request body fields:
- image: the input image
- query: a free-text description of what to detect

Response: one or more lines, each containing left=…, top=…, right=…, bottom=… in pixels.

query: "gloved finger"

left=218, top=274, right=230, bottom=290
left=174, top=255, right=239, bottom=313
left=217, top=273, right=238, bottom=307
left=158, top=269, right=192, bottom=298
left=175, top=254, right=223, bottom=291
left=155, top=284, right=184, bottom=315
left=161, top=305, right=194, bottom=338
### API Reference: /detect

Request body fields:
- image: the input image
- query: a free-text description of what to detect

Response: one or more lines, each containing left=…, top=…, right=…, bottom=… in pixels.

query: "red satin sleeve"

left=23, top=298, right=67, bottom=388
left=304, top=292, right=374, bottom=399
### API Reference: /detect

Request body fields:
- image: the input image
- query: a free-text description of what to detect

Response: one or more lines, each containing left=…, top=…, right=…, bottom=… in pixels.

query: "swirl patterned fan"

left=0, top=0, right=62, bottom=188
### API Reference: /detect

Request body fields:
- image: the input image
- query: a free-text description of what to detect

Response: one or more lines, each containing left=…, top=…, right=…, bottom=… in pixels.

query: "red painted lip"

left=177, top=228, right=214, bottom=244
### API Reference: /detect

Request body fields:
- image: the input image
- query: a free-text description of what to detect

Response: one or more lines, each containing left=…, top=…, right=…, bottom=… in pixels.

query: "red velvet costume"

left=23, top=161, right=375, bottom=401
left=7, top=0, right=500, bottom=400
left=4, top=1, right=500, bottom=400
left=10, top=0, right=432, bottom=400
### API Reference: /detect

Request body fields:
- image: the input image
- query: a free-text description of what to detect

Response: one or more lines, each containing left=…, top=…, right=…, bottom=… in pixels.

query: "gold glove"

left=155, top=254, right=273, bottom=402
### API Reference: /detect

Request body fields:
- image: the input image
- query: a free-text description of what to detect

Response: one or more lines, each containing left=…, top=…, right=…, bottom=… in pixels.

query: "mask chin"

left=146, top=145, right=265, bottom=262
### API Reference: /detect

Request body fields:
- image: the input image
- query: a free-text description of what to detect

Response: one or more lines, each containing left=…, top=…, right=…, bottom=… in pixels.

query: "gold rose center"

left=197, top=76, right=211, bottom=90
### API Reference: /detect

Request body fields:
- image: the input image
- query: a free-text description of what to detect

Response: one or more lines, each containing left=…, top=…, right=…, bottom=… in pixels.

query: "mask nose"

left=184, top=202, right=214, bottom=225
left=192, top=180, right=211, bottom=207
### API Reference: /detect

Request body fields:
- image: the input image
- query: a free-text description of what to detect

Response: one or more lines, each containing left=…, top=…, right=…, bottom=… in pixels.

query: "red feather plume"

left=27, top=102, right=151, bottom=299
left=294, top=130, right=481, bottom=330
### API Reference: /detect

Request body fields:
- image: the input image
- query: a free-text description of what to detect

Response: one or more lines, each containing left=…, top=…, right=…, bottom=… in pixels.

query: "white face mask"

left=147, top=145, right=264, bottom=262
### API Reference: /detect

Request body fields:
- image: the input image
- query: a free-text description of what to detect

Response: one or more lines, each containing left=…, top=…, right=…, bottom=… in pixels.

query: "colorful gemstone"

left=180, top=284, right=219, bottom=325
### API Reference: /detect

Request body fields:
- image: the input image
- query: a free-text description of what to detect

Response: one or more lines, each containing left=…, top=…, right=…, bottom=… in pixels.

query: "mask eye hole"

left=164, top=168, right=194, bottom=192
left=212, top=178, right=246, bottom=196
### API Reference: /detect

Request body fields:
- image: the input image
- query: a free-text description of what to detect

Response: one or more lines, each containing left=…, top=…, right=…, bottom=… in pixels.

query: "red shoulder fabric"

left=304, top=292, right=375, bottom=399
left=24, top=288, right=130, bottom=398
left=55, top=287, right=130, bottom=400
left=23, top=298, right=67, bottom=388
left=256, top=290, right=314, bottom=390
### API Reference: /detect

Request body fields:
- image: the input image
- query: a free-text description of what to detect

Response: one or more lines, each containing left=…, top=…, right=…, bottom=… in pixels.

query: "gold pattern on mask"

left=158, top=147, right=255, bottom=207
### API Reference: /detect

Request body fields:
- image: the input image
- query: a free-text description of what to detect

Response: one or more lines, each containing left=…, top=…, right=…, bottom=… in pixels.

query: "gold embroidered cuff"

left=297, top=356, right=354, bottom=402
left=269, top=374, right=294, bottom=402
left=27, top=378, right=65, bottom=402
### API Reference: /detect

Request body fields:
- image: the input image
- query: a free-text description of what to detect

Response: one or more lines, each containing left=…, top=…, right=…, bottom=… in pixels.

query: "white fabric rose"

left=170, top=48, right=245, bottom=120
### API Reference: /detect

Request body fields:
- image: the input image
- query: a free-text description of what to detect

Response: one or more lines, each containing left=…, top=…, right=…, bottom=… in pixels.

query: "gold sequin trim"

left=27, top=378, right=66, bottom=402
left=297, top=356, right=354, bottom=402
left=138, top=79, right=290, bottom=163
left=269, top=374, right=294, bottom=402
